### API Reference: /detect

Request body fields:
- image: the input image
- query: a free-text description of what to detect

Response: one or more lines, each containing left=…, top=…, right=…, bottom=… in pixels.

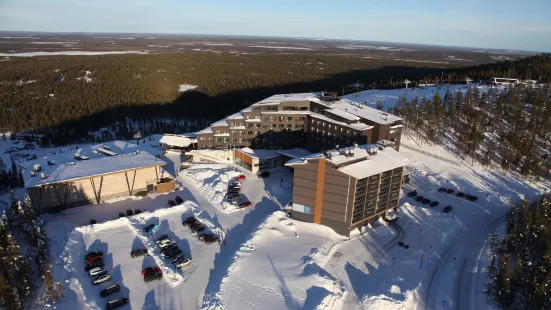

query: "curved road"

left=424, top=213, right=506, bottom=310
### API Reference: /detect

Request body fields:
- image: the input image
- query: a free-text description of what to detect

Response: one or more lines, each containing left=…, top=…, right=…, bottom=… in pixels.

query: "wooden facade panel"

left=294, top=169, right=318, bottom=182
left=324, top=174, right=349, bottom=186
left=321, top=200, right=346, bottom=214
left=293, top=194, right=315, bottom=207
left=293, top=186, right=317, bottom=199
left=321, top=209, right=346, bottom=222
left=323, top=192, right=347, bottom=205
left=293, top=177, right=317, bottom=190
left=323, top=183, right=349, bottom=196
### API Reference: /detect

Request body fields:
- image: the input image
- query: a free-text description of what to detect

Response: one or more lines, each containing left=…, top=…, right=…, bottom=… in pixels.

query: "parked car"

left=88, top=267, right=106, bottom=277
left=257, top=171, right=270, bottom=178
left=168, top=200, right=176, bottom=207
left=130, top=248, right=148, bottom=258
left=92, top=273, right=111, bottom=285
left=100, top=284, right=120, bottom=298
left=239, top=201, right=252, bottom=208
left=438, top=187, right=447, bottom=193
left=175, top=196, right=184, bottom=205
left=190, top=223, right=205, bottom=233
left=236, top=174, right=246, bottom=181
left=182, top=216, right=197, bottom=226
left=162, top=248, right=183, bottom=258
left=158, top=239, right=175, bottom=249
left=155, top=234, right=170, bottom=244
left=169, top=254, right=187, bottom=264
left=446, top=189, right=455, bottom=194
left=227, top=187, right=240, bottom=194
left=84, top=251, right=103, bottom=260
left=126, top=209, right=134, bottom=216
left=443, top=205, right=453, bottom=213
left=85, top=259, right=104, bottom=271
left=175, top=257, right=192, bottom=268
left=106, top=298, right=129, bottom=309
left=456, top=192, right=465, bottom=198
left=229, top=180, right=241, bottom=188
left=118, top=212, right=126, bottom=218
left=422, top=198, right=431, bottom=204
left=415, top=196, right=425, bottom=202
left=407, top=190, right=417, bottom=197
left=144, top=271, right=163, bottom=283
left=199, top=234, right=220, bottom=244
left=465, top=194, right=479, bottom=201
left=86, top=255, right=103, bottom=265
left=160, top=244, right=179, bottom=254
left=143, top=224, right=156, bottom=233
left=430, top=201, right=439, bottom=207
left=141, top=266, right=161, bottom=276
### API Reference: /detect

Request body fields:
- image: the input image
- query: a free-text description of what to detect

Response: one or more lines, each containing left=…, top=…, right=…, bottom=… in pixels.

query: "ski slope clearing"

left=46, top=202, right=222, bottom=310
left=343, top=84, right=505, bottom=111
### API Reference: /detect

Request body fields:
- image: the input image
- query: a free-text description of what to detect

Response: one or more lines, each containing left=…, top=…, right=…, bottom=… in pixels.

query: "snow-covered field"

left=343, top=83, right=505, bottom=111
left=0, top=51, right=149, bottom=57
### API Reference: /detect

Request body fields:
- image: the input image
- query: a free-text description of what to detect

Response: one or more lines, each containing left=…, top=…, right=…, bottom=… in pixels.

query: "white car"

left=92, top=273, right=111, bottom=285
left=158, top=239, right=174, bottom=249
left=176, top=258, right=192, bottom=268
left=88, top=267, right=105, bottom=277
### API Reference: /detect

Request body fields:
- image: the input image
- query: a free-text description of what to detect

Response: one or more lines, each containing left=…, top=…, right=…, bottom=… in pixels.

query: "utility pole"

left=420, top=243, right=432, bottom=269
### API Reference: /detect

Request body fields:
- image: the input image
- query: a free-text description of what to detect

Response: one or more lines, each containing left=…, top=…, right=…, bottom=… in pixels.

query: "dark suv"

left=106, top=298, right=129, bottom=309
left=100, top=284, right=120, bottom=298
left=144, top=270, right=163, bottom=282
left=182, top=216, right=197, bottom=226
left=85, top=259, right=104, bottom=271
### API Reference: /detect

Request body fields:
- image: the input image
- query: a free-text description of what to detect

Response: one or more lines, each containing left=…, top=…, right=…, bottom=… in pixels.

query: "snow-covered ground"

left=0, top=51, right=149, bottom=57
left=343, top=83, right=505, bottom=111
left=178, top=84, right=198, bottom=92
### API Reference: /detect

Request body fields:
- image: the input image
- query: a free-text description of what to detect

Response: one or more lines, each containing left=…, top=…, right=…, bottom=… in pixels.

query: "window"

left=246, top=115, right=251, bottom=119
left=272, top=124, right=277, bottom=128
left=279, top=124, right=284, bottom=128
left=248, top=131, right=253, bottom=135
left=216, top=130, right=220, bottom=134
left=287, top=116, right=293, bottom=121
left=287, top=124, right=292, bottom=128
left=200, top=137, right=205, bottom=140
left=238, top=138, right=243, bottom=142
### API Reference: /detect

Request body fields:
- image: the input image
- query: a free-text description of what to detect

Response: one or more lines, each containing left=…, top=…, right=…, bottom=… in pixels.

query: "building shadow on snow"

left=141, top=289, right=161, bottom=310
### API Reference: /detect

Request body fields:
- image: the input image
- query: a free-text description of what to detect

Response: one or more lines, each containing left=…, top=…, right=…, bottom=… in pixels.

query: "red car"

left=86, top=255, right=103, bottom=265
left=236, top=175, right=246, bottom=181
left=168, top=200, right=176, bottom=207
left=239, top=201, right=252, bottom=208
left=141, top=266, right=161, bottom=275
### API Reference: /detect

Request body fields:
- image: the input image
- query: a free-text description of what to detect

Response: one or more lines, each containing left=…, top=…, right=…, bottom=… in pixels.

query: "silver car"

left=92, top=273, right=111, bottom=285
left=88, top=267, right=106, bottom=277
left=176, top=258, right=192, bottom=268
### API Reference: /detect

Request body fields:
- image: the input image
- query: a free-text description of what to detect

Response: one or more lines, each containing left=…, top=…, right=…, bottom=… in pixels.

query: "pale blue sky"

left=1, top=0, right=550, bottom=51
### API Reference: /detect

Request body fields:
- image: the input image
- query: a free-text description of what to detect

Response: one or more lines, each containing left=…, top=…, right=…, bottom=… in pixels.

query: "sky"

left=1, top=0, right=551, bottom=52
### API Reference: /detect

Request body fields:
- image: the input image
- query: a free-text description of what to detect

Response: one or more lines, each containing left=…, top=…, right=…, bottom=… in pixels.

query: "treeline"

left=486, top=194, right=551, bottom=309
left=0, top=156, right=24, bottom=191
left=393, top=84, right=551, bottom=180
left=0, top=193, right=63, bottom=308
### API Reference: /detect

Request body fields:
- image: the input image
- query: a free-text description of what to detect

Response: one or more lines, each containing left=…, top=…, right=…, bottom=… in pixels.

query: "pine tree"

left=0, top=273, right=18, bottom=309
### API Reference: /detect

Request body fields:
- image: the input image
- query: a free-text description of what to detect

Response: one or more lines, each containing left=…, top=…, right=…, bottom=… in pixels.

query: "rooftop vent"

left=40, top=173, right=46, bottom=180
left=68, top=162, right=76, bottom=166
left=30, top=171, right=35, bottom=177
left=353, top=143, right=358, bottom=148
left=33, top=164, right=42, bottom=172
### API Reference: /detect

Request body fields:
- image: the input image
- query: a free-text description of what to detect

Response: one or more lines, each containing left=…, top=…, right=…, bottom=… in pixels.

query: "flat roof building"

left=286, top=144, right=408, bottom=236
left=21, top=140, right=173, bottom=213
left=195, top=92, right=403, bottom=153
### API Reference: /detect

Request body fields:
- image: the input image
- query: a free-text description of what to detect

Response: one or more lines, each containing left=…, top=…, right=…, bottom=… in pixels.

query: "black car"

left=160, top=244, right=179, bottom=254
left=130, top=248, right=148, bottom=258
left=100, top=284, right=120, bottom=298
left=85, top=259, right=105, bottom=271
left=162, top=248, right=183, bottom=258
left=407, top=190, right=417, bottom=197
left=190, top=223, right=205, bottom=233
left=201, top=235, right=220, bottom=244
left=227, top=187, right=240, bottom=194
left=257, top=171, right=270, bottom=178
left=155, top=234, right=170, bottom=244
left=106, top=297, right=129, bottom=309
left=422, top=198, right=431, bottom=204
left=182, top=216, right=197, bottom=226
left=456, top=192, right=465, bottom=198
left=466, top=194, right=479, bottom=201
left=169, top=254, right=187, bottom=264
left=175, top=196, right=184, bottom=205
left=430, top=201, right=439, bottom=207
left=443, top=205, right=453, bottom=213
left=84, top=251, right=103, bottom=260
left=415, top=196, right=425, bottom=202
left=438, top=187, right=447, bottom=193
left=144, top=271, right=163, bottom=283
left=143, top=224, right=156, bottom=233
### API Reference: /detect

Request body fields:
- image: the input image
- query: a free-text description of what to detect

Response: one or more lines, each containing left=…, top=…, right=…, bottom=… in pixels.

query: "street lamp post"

left=420, top=243, right=432, bottom=270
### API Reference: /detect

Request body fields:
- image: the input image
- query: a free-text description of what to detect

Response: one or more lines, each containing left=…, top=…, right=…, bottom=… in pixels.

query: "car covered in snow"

left=407, top=190, right=417, bottom=197
left=130, top=248, right=148, bottom=258
left=456, top=192, right=465, bottom=198
left=189, top=222, right=205, bottom=233
left=100, top=284, right=120, bottom=298
left=106, top=297, right=129, bottom=309
left=84, top=251, right=103, bottom=260
left=88, top=267, right=106, bottom=277
left=175, top=196, right=184, bottom=205
left=92, top=273, right=111, bottom=285
left=175, top=257, right=192, bottom=268
left=158, top=239, right=174, bottom=249
left=155, top=234, right=170, bottom=244
left=168, top=200, right=176, bottom=207
left=465, top=194, right=478, bottom=201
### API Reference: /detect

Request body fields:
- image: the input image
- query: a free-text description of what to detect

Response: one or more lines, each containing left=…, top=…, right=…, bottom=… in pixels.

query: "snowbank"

left=178, top=84, right=198, bottom=92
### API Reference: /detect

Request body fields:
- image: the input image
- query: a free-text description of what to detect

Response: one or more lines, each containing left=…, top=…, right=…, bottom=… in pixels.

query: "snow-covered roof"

left=159, top=134, right=192, bottom=148
left=214, top=133, right=230, bottom=137
left=245, top=119, right=261, bottom=123
left=324, top=108, right=360, bottom=121
left=229, top=126, right=246, bottom=130
left=236, top=147, right=282, bottom=160
left=227, top=112, right=245, bottom=120
left=275, top=149, right=312, bottom=159
left=309, top=113, right=372, bottom=131
left=196, top=127, right=213, bottom=134
left=23, top=151, right=165, bottom=188
left=261, top=111, right=312, bottom=115
left=252, top=93, right=320, bottom=106
left=332, top=99, right=402, bottom=125
left=285, top=144, right=408, bottom=179
left=211, top=120, right=229, bottom=127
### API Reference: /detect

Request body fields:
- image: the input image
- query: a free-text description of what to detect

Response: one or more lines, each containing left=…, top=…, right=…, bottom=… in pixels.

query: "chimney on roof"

left=40, top=173, right=46, bottom=180
left=336, top=145, right=340, bottom=149
left=30, top=171, right=35, bottom=178
left=353, top=143, right=358, bottom=148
